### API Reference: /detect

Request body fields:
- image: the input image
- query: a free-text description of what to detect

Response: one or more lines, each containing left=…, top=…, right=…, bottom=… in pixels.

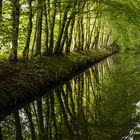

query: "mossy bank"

left=0, top=49, right=118, bottom=120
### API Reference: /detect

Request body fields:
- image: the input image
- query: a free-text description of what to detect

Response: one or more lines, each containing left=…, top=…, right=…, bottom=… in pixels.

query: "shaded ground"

left=0, top=49, right=118, bottom=119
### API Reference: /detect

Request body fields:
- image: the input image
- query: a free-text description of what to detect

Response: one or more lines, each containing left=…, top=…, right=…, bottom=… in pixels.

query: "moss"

left=0, top=49, right=118, bottom=119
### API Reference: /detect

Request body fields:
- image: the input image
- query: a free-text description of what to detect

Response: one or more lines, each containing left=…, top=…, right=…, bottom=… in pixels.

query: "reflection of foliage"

left=1, top=116, right=15, bottom=140
left=97, top=51, right=140, bottom=139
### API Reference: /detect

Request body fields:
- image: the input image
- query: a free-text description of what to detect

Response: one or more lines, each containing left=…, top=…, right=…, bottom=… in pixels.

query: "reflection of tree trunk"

left=32, top=102, right=40, bottom=136
left=66, top=82, right=80, bottom=135
left=56, top=88, right=74, bottom=139
left=50, top=92, right=58, bottom=140
left=91, top=66, right=99, bottom=86
left=61, top=87, right=73, bottom=119
left=77, top=76, right=83, bottom=137
left=87, top=69, right=100, bottom=120
left=59, top=107, right=62, bottom=139
left=77, top=74, right=90, bottom=139
left=77, top=76, right=82, bottom=119
left=25, top=105, right=36, bottom=140
left=13, top=110, right=23, bottom=140
left=101, top=63, right=105, bottom=82
left=66, top=82, right=76, bottom=118
left=87, top=70, right=97, bottom=102
left=0, top=127, right=3, bottom=140
left=45, top=93, right=50, bottom=140
left=37, top=99, right=44, bottom=139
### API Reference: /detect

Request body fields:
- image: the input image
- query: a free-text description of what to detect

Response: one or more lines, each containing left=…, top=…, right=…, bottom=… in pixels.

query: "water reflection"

left=1, top=53, right=140, bottom=140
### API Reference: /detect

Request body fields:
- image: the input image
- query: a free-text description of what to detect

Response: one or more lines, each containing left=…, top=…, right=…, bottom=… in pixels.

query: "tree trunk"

left=47, top=0, right=57, bottom=54
left=105, top=32, right=111, bottom=47
left=35, top=0, right=43, bottom=56
left=94, top=31, right=100, bottom=49
left=77, top=1, right=81, bottom=51
left=85, top=2, right=91, bottom=50
left=59, top=13, right=74, bottom=52
left=43, top=0, right=49, bottom=55
left=54, top=8, right=69, bottom=54
left=9, top=0, right=20, bottom=61
left=90, top=12, right=98, bottom=49
left=80, top=15, right=84, bottom=51
left=31, top=18, right=37, bottom=59
left=22, top=0, right=32, bottom=60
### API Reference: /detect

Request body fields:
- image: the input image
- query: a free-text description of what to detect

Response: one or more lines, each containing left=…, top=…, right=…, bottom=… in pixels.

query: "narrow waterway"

left=0, top=51, right=140, bottom=140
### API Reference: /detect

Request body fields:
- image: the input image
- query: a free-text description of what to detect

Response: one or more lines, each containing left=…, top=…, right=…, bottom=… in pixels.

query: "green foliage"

left=0, top=0, right=140, bottom=58
left=98, top=51, right=140, bottom=128
left=102, top=0, right=140, bottom=48
left=0, top=1, right=12, bottom=52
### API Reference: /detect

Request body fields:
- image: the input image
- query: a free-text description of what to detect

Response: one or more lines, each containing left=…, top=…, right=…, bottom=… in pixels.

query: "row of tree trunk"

left=0, top=0, right=112, bottom=61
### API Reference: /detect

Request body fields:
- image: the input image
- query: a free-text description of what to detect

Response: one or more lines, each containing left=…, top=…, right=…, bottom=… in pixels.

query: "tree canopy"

left=0, top=0, right=140, bottom=60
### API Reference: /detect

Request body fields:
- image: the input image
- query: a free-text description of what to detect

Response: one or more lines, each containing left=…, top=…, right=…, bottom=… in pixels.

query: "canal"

left=1, top=51, right=140, bottom=140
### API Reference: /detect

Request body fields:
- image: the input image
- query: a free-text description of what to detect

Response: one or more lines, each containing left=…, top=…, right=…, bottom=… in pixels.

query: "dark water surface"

left=1, top=52, right=140, bottom=140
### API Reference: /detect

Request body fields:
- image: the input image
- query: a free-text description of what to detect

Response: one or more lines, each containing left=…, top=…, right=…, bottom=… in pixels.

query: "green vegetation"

left=0, top=0, right=140, bottom=60
left=0, top=0, right=140, bottom=139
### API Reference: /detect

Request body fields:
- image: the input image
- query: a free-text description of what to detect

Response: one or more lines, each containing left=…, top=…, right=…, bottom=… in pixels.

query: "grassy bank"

left=0, top=49, right=118, bottom=119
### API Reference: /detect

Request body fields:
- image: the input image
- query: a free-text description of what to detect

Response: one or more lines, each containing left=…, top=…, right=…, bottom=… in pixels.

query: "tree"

left=54, top=7, right=70, bottom=54
left=9, top=0, right=20, bottom=61
left=22, top=0, right=33, bottom=60
left=42, top=0, right=49, bottom=55
left=0, top=0, right=3, bottom=19
left=0, top=0, right=139, bottom=59
left=47, top=0, right=57, bottom=54
left=34, top=0, right=43, bottom=56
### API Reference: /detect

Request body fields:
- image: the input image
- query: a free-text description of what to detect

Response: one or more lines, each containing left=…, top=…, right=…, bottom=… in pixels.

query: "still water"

left=0, top=52, right=140, bottom=140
